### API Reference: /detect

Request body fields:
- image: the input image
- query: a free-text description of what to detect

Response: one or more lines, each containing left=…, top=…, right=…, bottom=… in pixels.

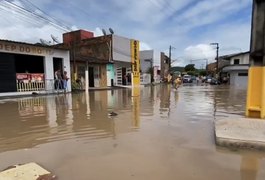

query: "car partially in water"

left=210, top=78, right=221, bottom=85
left=182, top=75, right=192, bottom=83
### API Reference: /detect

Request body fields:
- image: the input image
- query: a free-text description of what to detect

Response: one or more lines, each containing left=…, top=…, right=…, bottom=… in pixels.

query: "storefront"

left=75, top=62, right=107, bottom=88
left=0, top=40, right=70, bottom=95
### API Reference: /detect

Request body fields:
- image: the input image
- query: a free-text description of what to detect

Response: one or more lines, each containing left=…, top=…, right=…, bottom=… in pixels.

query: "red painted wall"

left=63, top=30, right=94, bottom=44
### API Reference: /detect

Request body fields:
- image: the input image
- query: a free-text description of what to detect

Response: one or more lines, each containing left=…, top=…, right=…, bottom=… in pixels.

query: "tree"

left=184, top=64, right=196, bottom=72
left=199, top=70, right=207, bottom=76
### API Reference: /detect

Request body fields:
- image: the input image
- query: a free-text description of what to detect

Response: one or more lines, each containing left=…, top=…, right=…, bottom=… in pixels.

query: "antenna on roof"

left=51, top=34, right=60, bottom=44
left=39, top=39, right=50, bottom=46
left=102, top=29, right=107, bottom=36
left=109, top=28, right=114, bottom=34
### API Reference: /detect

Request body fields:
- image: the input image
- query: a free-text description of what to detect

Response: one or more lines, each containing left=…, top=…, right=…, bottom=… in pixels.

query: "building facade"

left=112, top=35, right=133, bottom=86
left=139, top=50, right=161, bottom=84
left=160, top=52, right=170, bottom=82
left=0, top=40, right=70, bottom=96
left=59, top=30, right=139, bottom=88
left=60, top=30, right=110, bottom=88
left=222, top=52, right=250, bottom=88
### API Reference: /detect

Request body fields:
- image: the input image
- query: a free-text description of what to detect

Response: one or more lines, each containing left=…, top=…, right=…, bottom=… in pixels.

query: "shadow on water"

left=0, top=84, right=264, bottom=179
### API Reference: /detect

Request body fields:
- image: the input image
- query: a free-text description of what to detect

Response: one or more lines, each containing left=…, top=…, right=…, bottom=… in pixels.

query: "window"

left=234, top=59, right=240, bottom=64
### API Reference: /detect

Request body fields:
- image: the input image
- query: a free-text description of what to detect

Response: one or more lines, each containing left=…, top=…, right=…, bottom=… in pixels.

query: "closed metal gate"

left=116, top=67, right=122, bottom=85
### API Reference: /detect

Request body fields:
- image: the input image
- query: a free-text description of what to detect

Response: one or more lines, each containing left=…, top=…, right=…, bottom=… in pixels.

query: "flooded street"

left=0, top=84, right=265, bottom=180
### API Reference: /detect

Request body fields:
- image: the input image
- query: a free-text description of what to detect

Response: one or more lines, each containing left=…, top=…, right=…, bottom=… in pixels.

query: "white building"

left=112, top=35, right=133, bottom=86
left=140, top=50, right=161, bottom=84
left=222, top=51, right=249, bottom=88
left=0, top=39, right=71, bottom=96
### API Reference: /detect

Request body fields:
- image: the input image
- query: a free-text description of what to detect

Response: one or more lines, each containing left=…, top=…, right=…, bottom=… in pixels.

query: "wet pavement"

left=0, top=84, right=265, bottom=180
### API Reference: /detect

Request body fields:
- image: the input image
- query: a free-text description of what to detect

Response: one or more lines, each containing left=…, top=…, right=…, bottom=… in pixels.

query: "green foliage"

left=71, top=80, right=81, bottom=91
left=170, top=66, right=185, bottom=73
left=199, top=70, right=207, bottom=76
left=187, top=71, right=195, bottom=76
left=184, top=64, right=196, bottom=72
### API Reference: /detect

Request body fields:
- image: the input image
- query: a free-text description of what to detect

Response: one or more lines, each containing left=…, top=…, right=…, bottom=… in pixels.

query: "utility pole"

left=169, top=45, right=175, bottom=69
left=210, top=43, right=219, bottom=77
left=169, top=45, right=172, bottom=69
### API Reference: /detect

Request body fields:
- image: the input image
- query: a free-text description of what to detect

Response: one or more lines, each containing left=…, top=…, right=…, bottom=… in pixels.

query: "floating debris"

left=108, top=112, right=118, bottom=116
left=0, top=162, right=56, bottom=180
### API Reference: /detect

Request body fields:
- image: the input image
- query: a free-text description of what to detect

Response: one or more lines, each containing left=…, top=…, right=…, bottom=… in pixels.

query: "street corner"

left=214, top=117, right=265, bottom=150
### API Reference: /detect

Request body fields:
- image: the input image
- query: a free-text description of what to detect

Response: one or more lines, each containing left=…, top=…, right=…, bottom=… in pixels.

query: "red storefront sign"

left=31, top=74, right=44, bottom=82
left=16, top=73, right=44, bottom=82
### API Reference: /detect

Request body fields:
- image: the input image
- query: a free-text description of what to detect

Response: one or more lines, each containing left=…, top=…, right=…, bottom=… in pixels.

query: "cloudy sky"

left=0, top=0, right=252, bottom=67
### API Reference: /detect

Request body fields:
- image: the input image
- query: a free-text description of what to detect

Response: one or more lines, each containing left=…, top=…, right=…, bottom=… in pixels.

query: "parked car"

left=191, top=76, right=196, bottom=82
left=182, top=75, right=192, bottom=83
left=202, top=76, right=212, bottom=83
left=210, top=78, right=221, bottom=85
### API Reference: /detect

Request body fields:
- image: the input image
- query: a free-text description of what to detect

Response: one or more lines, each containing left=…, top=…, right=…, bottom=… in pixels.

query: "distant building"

left=160, top=52, right=170, bottom=81
left=139, top=50, right=163, bottom=84
left=222, top=51, right=249, bottom=88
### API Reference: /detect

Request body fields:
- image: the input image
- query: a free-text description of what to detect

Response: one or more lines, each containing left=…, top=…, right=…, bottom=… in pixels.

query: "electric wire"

left=1, top=0, right=71, bottom=32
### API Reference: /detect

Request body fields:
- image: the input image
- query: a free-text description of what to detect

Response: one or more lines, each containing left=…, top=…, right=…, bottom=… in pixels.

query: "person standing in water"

left=62, top=71, right=69, bottom=92
left=174, top=76, right=182, bottom=89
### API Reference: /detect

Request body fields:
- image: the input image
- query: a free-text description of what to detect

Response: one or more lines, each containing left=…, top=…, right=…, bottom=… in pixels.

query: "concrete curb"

left=215, top=117, right=265, bottom=150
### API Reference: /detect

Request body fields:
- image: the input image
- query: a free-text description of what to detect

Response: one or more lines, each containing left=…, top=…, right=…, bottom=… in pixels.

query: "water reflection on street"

left=0, top=85, right=264, bottom=180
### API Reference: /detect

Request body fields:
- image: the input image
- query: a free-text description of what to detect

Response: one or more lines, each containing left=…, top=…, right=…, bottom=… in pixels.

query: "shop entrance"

left=0, top=53, right=16, bottom=92
left=0, top=53, right=45, bottom=93
left=122, top=67, right=127, bottom=85
left=89, top=67, right=94, bottom=87
left=15, top=54, right=45, bottom=92
left=15, top=54, right=44, bottom=73
left=53, top=58, right=63, bottom=74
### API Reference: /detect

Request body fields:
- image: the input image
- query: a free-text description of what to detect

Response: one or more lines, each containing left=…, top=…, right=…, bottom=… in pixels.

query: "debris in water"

left=0, top=162, right=56, bottom=180
left=108, top=112, right=118, bottom=116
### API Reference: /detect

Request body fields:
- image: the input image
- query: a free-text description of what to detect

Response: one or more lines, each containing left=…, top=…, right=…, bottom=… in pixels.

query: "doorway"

left=122, top=67, right=126, bottom=85
left=53, top=58, right=63, bottom=89
left=89, top=67, right=94, bottom=87
left=53, top=58, right=63, bottom=75
left=0, top=53, right=16, bottom=92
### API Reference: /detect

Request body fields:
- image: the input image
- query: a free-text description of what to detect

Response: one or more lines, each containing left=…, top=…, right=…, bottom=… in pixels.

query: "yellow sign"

left=131, top=40, right=140, bottom=86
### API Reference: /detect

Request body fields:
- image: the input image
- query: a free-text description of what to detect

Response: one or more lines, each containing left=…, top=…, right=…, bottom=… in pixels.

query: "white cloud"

left=175, top=0, right=251, bottom=30
left=0, top=0, right=252, bottom=69
left=184, top=44, right=216, bottom=60
left=140, top=42, right=152, bottom=51
left=93, top=27, right=104, bottom=37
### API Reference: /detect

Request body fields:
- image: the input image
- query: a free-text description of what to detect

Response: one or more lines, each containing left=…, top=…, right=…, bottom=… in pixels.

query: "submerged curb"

left=215, top=117, right=265, bottom=150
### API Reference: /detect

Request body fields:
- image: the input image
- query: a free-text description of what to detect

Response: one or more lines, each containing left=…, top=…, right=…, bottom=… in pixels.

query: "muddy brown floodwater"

left=0, top=84, right=265, bottom=180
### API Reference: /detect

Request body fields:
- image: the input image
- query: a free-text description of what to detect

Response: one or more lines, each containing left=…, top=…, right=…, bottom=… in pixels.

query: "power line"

left=18, top=0, right=73, bottom=31
left=1, top=0, right=72, bottom=32
left=0, top=2, right=46, bottom=27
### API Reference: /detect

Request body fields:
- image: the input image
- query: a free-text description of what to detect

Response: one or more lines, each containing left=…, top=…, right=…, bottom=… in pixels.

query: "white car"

left=183, top=75, right=192, bottom=83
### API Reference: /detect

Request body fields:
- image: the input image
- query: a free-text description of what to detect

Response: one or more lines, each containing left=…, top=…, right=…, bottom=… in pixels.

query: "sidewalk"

left=0, top=86, right=127, bottom=99
left=215, top=117, right=265, bottom=150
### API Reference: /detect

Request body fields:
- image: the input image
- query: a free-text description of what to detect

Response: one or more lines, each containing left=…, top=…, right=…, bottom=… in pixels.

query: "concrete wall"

left=112, top=35, right=131, bottom=62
